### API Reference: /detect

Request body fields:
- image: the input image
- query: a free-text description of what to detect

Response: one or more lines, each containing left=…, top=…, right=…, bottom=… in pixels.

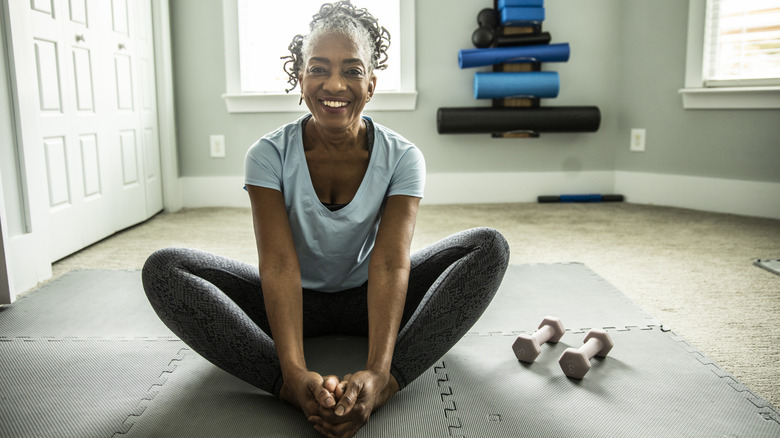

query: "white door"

left=5, top=0, right=162, bottom=263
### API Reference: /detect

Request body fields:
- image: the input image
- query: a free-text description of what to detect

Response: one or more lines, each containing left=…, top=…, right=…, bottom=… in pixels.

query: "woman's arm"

left=246, top=185, right=336, bottom=412
left=365, top=194, right=420, bottom=378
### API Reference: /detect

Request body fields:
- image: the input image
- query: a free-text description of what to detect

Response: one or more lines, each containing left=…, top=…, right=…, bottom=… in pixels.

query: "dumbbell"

left=512, top=316, right=565, bottom=363
left=558, top=329, right=613, bottom=379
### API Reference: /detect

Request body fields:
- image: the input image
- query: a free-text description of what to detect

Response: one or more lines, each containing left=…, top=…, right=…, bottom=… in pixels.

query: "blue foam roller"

left=560, top=194, right=603, bottom=203
left=474, top=72, right=559, bottom=99
left=498, top=0, right=544, bottom=7
left=459, top=43, right=570, bottom=68
left=501, top=7, right=545, bottom=25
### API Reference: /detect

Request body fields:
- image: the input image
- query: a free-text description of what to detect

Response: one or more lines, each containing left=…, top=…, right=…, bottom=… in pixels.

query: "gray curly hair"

left=282, top=1, right=391, bottom=93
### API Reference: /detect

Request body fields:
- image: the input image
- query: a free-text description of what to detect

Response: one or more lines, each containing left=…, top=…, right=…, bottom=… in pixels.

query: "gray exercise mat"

left=470, top=263, right=660, bottom=335
left=0, top=338, right=186, bottom=438
left=441, top=330, right=780, bottom=438
left=1, top=266, right=777, bottom=437
left=0, top=270, right=174, bottom=338
left=121, top=344, right=451, bottom=437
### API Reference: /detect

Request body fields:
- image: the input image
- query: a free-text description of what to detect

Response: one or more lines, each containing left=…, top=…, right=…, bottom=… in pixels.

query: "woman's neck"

left=305, top=117, right=367, bottom=152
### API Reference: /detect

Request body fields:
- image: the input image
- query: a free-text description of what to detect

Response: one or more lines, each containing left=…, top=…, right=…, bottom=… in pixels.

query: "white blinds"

left=703, top=0, right=780, bottom=86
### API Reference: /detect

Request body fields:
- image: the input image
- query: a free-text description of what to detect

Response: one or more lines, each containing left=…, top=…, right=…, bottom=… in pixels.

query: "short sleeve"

left=244, top=138, right=283, bottom=191
left=388, top=146, right=426, bottom=198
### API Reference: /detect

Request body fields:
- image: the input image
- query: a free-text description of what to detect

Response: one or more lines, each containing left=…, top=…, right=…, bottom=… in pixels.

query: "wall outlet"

left=210, top=135, right=226, bottom=158
left=630, top=129, right=646, bottom=152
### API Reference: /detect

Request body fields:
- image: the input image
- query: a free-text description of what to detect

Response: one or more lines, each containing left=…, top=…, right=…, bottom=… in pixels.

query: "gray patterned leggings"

left=142, top=227, right=509, bottom=396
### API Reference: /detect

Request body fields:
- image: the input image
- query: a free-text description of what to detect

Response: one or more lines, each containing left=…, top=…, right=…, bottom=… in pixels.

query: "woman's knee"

left=464, top=227, right=510, bottom=267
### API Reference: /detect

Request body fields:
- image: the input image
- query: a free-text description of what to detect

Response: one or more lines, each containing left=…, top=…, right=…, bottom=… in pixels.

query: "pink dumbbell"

left=512, top=316, right=565, bottom=363
left=558, top=329, right=614, bottom=379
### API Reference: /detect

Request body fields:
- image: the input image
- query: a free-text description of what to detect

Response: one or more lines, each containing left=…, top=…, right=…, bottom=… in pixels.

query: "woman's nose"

left=323, top=73, right=346, bottom=92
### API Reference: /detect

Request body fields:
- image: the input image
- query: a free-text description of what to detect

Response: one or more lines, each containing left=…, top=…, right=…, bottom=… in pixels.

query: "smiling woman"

left=143, top=2, right=509, bottom=438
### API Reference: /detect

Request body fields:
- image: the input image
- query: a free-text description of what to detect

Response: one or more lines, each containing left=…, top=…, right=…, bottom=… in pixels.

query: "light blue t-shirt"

left=244, top=115, right=425, bottom=292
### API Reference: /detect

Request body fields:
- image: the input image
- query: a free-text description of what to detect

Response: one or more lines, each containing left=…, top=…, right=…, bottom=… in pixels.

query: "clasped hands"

left=282, top=369, right=395, bottom=438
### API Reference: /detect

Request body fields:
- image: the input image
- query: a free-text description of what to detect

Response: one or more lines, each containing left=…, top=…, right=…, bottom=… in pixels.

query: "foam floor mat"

left=441, top=331, right=779, bottom=438
left=0, top=266, right=777, bottom=437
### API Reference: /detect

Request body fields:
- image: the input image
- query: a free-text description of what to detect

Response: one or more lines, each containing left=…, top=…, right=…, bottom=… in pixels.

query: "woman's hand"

left=279, top=369, right=340, bottom=421
left=308, top=370, right=399, bottom=438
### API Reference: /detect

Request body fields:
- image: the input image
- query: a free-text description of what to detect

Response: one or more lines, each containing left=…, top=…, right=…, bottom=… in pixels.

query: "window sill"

left=679, top=86, right=780, bottom=110
left=222, top=90, right=418, bottom=113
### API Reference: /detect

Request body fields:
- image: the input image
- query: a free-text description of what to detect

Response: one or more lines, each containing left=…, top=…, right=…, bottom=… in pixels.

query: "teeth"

left=322, top=100, right=348, bottom=108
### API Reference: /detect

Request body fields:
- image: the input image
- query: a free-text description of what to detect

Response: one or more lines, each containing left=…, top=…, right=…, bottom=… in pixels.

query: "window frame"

left=679, top=0, right=780, bottom=109
left=221, top=0, right=417, bottom=113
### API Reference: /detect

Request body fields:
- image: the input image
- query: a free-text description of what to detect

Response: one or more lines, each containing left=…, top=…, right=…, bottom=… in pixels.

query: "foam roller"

left=538, top=194, right=624, bottom=203
left=459, top=43, right=570, bottom=68
left=437, top=107, right=601, bottom=134
left=498, top=0, right=544, bottom=7
left=496, top=31, right=552, bottom=47
left=501, top=7, right=545, bottom=25
left=474, top=72, right=559, bottom=99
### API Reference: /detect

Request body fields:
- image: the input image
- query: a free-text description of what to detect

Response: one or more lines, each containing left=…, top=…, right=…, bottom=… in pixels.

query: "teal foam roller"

left=459, top=43, right=570, bottom=68
left=501, top=7, right=545, bottom=25
left=475, top=72, right=559, bottom=99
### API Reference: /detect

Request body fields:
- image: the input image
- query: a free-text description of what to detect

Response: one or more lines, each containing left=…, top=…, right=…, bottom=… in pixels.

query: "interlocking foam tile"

left=471, top=264, right=660, bottom=335
left=439, top=330, right=780, bottom=438
left=0, top=270, right=174, bottom=339
left=1, top=267, right=776, bottom=437
left=0, top=338, right=185, bottom=438
left=121, top=340, right=451, bottom=437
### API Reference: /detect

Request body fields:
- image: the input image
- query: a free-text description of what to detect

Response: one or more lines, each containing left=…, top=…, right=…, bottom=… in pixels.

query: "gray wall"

left=615, top=1, right=780, bottom=183
left=169, top=0, right=780, bottom=182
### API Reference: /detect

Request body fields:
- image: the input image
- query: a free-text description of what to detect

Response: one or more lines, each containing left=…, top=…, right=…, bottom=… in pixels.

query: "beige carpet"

left=49, top=203, right=780, bottom=408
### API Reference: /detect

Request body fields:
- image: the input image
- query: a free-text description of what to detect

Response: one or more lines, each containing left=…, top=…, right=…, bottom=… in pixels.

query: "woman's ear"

left=368, top=74, right=377, bottom=97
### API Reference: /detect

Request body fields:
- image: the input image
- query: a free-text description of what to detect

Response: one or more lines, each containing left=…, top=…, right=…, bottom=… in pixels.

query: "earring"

left=367, top=96, right=372, bottom=102
left=299, top=95, right=303, bottom=105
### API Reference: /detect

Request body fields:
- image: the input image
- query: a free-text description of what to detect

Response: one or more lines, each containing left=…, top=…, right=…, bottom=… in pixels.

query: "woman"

left=142, top=2, right=509, bottom=437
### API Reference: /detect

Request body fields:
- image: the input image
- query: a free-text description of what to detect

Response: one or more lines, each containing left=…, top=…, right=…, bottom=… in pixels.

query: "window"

left=703, top=0, right=780, bottom=86
left=680, top=0, right=780, bottom=109
left=222, top=0, right=417, bottom=113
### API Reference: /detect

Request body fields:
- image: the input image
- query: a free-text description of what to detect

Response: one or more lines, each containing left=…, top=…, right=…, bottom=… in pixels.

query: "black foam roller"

left=437, top=107, right=602, bottom=134
left=496, top=31, right=552, bottom=47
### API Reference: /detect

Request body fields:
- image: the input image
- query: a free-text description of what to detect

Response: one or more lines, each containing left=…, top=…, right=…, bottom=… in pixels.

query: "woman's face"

left=300, top=32, right=376, bottom=134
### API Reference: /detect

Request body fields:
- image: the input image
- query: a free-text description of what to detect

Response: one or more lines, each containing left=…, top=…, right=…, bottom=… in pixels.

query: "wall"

left=616, top=1, right=780, bottom=183
left=168, top=0, right=780, bottom=216
left=170, top=0, right=622, bottom=178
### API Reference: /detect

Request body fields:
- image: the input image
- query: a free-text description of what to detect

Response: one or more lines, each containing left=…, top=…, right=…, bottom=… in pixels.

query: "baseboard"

left=180, top=172, right=618, bottom=208
left=422, top=171, right=617, bottom=205
left=180, top=172, right=780, bottom=219
left=615, top=171, right=780, bottom=220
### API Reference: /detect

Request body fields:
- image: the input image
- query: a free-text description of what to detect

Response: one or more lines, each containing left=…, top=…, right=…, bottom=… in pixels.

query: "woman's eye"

left=308, top=66, right=327, bottom=74
left=346, top=69, right=364, bottom=77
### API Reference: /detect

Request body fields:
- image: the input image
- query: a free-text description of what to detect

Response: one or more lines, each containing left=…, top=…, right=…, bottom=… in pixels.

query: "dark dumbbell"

left=512, top=316, right=565, bottom=363
left=558, top=329, right=614, bottom=379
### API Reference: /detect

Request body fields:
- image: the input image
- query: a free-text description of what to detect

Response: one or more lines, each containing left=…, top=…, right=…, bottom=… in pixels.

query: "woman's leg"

left=390, top=227, right=510, bottom=389
left=141, top=247, right=284, bottom=395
